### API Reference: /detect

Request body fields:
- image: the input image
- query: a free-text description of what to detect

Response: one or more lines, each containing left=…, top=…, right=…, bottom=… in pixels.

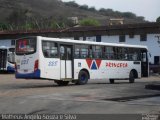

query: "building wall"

left=81, top=34, right=160, bottom=64
left=0, top=39, right=13, bottom=47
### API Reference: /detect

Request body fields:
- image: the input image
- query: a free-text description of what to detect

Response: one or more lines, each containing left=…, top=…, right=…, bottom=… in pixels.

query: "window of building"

left=140, top=34, right=147, bottom=41
left=154, top=56, right=160, bottom=65
left=119, top=35, right=125, bottom=42
left=74, top=36, right=79, bottom=40
left=83, top=36, right=86, bottom=41
left=96, top=35, right=101, bottom=42
left=11, top=40, right=15, bottom=45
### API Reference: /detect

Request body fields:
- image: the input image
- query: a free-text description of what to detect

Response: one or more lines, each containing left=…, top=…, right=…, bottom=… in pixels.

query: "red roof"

left=0, top=22, right=160, bottom=35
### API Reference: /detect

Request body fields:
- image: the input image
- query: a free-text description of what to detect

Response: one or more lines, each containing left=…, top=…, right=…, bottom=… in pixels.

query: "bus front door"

left=141, top=50, right=149, bottom=77
left=0, top=49, right=7, bottom=70
left=60, top=45, right=73, bottom=79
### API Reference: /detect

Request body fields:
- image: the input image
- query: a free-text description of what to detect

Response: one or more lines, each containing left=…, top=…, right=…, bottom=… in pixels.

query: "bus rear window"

left=16, top=38, right=36, bottom=55
left=8, top=48, right=15, bottom=63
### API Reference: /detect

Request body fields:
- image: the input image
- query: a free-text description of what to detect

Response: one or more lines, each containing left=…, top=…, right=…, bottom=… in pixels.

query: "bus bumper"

left=15, top=69, right=41, bottom=79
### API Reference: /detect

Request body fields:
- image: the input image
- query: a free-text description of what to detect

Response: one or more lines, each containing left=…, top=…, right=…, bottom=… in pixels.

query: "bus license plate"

left=24, top=69, right=28, bottom=72
left=17, top=65, right=20, bottom=69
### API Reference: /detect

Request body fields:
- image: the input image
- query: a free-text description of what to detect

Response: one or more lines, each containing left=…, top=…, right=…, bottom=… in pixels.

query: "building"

left=109, top=18, right=124, bottom=25
left=62, top=23, right=160, bottom=66
left=68, top=17, right=79, bottom=25
left=0, top=22, right=160, bottom=67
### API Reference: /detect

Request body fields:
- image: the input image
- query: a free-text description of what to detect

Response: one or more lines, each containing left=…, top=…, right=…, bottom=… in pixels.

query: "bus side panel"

left=40, top=58, right=60, bottom=80
left=39, top=39, right=60, bottom=80
left=74, top=59, right=89, bottom=79
left=74, top=59, right=141, bottom=80
left=74, top=59, right=108, bottom=80
left=105, top=60, right=141, bottom=79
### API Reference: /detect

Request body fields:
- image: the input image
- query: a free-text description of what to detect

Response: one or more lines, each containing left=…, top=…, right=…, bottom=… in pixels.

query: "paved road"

left=0, top=74, right=160, bottom=114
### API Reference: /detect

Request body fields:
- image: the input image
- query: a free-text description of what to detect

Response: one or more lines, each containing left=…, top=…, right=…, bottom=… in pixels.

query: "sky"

left=62, top=0, right=160, bottom=22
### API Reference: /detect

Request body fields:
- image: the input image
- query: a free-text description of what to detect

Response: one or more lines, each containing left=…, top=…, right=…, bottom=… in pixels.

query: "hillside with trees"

left=0, top=0, right=147, bottom=31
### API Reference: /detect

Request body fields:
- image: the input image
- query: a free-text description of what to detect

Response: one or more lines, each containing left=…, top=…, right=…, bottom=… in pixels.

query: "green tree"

left=88, top=7, right=96, bottom=12
left=79, top=5, right=89, bottom=10
left=50, top=20, right=60, bottom=29
left=122, top=12, right=136, bottom=19
left=0, top=23, right=9, bottom=30
left=79, top=18, right=100, bottom=26
left=64, top=1, right=79, bottom=7
left=23, top=22, right=34, bottom=30
left=156, top=16, right=160, bottom=23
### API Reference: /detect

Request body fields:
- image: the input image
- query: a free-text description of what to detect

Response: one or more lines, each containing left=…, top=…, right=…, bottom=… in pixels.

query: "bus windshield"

left=16, top=38, right=36, bottom=55
left=8, top=48, right=15, bottom=64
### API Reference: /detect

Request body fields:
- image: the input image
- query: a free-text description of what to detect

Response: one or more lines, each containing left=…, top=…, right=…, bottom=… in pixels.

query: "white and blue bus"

left=15, top=36, right=149, bottom=85
left=0, top=46, right=15, bottom=72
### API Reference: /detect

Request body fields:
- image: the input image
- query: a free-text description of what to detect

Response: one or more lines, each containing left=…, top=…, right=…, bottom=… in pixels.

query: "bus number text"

left=21, top=59, right=29, bottom=65
left=48, top=61, right=58, bottom=66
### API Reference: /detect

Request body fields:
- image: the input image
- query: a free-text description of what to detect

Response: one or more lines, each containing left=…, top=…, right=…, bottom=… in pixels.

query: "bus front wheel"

left=76, top=71, right=89, bottom=85
left=129, top=71, right=135, bottom=83
left=109, top=79, right=114, bottom=84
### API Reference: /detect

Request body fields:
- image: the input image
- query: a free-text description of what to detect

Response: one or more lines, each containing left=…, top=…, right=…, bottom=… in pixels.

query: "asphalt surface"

left=0, top=74, right=160, bottom=115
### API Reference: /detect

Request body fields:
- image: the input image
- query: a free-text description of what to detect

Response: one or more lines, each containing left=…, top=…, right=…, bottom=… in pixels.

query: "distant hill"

left=0, top=0, right=147, bottom=30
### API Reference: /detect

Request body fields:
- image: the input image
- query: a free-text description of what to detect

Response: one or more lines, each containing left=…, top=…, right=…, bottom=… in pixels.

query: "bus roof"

left=32, top=36, right=148, bottom=49
left=0, top=46, right=15, bottom=49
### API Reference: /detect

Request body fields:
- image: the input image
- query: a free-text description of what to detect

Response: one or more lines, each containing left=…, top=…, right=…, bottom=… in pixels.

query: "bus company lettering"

left=106, top=62, right=128, bottom=68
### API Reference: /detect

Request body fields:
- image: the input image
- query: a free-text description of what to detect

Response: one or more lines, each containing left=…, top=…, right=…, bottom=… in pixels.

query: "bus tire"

left=129, top=71, right=135, bottom=83
left=109, top=79, right=114, bottom=84
left=76, top=71, right=89, bottom=85
left=55, top=80, right=69, bottom=86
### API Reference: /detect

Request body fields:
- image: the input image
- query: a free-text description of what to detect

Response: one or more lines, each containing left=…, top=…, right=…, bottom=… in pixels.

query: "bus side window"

left=44, top=50, right=49, bottom=57
left=74, top=45, right=89, bottom=59
left=75, top=48, right=80, bottom=58
left=42, top=41, right=58, bottom=58
left=92, top=46, right=102, bottom=59
left=109, top=47, right=115, bottom=59
left=127, top=48, right=140, bottom=61
left=81, top=46, right=88, bottom=58
left=43, top=46, right=50, bottom=57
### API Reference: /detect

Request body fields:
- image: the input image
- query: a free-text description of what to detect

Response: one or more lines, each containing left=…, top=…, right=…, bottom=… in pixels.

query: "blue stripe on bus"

left=16, top=69, right=41, bottom=79
left=7, top=66, right=15, bottom=72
